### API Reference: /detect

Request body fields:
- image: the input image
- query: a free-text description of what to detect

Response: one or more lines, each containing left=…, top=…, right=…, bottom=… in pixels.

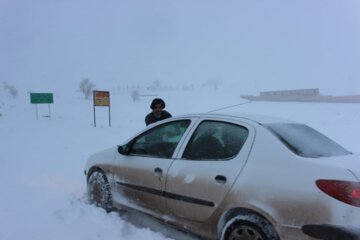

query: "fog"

left=1, top=2, right=360, bottom=239
left=1, top=0, right=360, bottom=95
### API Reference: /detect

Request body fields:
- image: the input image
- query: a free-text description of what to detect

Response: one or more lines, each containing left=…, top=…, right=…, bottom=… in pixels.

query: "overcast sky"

left=1, top=0, right=359, bottom=95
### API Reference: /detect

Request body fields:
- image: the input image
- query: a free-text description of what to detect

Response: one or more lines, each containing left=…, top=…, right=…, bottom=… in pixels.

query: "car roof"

left=175, top=112, right=296, bottom=125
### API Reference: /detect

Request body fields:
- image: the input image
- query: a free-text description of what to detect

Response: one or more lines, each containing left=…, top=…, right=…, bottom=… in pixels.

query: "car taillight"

left=316, top=179, right=360, bottom=207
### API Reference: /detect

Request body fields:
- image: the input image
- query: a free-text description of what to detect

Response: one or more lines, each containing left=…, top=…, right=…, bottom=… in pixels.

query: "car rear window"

left=264, top=123, right=351, bottom=158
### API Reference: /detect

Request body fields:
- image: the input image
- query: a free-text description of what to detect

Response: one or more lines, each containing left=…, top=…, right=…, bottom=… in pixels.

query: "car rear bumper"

left=302, top=224, right=360, bottom=240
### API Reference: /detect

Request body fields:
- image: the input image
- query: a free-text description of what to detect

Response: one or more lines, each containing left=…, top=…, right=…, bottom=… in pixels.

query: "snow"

left=184, top=174, right=196, bottom=184
left=1, top=86, right=360, bottom=240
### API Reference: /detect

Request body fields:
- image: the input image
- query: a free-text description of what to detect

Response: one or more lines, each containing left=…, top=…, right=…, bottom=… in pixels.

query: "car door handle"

left=154, top=167, right=163, bottom=181
left=215, top=175, right=227, bottom=185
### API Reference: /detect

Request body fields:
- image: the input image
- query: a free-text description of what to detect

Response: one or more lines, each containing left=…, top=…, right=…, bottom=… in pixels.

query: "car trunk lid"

left=312, top=153, right=360, bottom=180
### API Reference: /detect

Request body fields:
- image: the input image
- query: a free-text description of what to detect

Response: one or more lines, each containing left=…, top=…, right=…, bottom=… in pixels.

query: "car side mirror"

left=117, top=144, right=129, bottom=155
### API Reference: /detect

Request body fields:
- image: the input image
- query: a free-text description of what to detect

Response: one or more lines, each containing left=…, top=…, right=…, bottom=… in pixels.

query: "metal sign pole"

left=94, top=106, right=96, bottom=127
left=93, top=91, right=96, bottom=127
left=48, top=104, right=51, bottom=119
left=108, top=93, right=111, bottom=127
left=35, top=104, right=38, bottom=120
left=108, top=105, right=111, bottom=127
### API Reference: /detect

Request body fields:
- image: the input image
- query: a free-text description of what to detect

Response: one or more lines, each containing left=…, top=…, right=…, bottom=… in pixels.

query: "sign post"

left=93, top=90, right=111, bottom=127
left=30, top=93, right=54, bottom=120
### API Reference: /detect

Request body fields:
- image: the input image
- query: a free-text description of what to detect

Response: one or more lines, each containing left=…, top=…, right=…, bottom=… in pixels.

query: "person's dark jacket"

left=145, top=110, right=172, bottom=126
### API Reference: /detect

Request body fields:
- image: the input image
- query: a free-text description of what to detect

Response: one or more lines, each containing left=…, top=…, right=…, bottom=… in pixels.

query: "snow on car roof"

left=177, top=112, right=296, bottom=125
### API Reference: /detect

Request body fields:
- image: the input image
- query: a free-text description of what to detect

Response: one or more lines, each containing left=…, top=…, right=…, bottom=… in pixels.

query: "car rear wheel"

left=87, top=171, right=112, bottom=212
left=221, top=214, right=279, bottom=240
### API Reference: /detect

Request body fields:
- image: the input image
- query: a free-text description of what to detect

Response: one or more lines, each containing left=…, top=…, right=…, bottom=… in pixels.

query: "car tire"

left=87, top=171, right=112, bottom=212
left=221, top=214, right=279, bottom=240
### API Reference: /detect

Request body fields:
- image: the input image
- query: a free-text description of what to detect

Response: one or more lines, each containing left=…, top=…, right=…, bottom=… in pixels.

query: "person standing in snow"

left=145, top=98, right=172, bottom=125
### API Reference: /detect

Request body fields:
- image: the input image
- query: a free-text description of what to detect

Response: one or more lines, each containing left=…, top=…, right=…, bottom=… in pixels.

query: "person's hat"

left=150, top=98, right=165, bottom=109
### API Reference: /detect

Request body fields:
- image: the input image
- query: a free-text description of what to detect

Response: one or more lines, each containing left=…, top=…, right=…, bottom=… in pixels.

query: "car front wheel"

left=87, top=171, right=112, bottom=212
left=221, top=214, right=279, bottom=240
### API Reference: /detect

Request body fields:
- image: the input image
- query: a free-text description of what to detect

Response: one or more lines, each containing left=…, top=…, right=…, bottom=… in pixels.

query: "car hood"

left=312, top=153, right=360, bottom=180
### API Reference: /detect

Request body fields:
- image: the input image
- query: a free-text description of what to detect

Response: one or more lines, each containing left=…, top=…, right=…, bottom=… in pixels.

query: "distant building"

left=260, top=88, right=319, bottom=97
left=241, top=88, right=360, bottom=103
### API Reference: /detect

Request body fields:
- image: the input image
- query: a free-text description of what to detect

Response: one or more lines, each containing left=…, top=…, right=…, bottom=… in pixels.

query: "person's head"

left=150, top=98, right=166, bottom=117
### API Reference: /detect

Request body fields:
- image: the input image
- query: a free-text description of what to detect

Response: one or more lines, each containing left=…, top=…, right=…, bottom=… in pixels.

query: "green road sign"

left=30, top=93, right=54, bottom=104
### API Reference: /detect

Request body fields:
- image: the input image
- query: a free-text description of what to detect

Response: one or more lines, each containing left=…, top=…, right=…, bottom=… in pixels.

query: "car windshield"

left=264, top=123, right=351, bottom=158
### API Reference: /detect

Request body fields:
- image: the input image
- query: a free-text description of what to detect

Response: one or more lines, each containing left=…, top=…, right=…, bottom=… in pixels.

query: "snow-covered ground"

left=1, top=86, right=360, bottom=240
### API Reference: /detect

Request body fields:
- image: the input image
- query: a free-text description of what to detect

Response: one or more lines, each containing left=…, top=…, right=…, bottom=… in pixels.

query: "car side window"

left=129, top=120, right=191, bottom=158
left=182, top=120, right=248, bottom=160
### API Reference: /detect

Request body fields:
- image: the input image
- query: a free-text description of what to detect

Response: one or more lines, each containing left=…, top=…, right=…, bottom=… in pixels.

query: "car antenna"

left=207, top=101, right=252, bottom=113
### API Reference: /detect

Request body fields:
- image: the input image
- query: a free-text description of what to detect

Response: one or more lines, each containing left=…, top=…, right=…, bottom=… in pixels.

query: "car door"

left=165, top=119, right=255, bottom=221
left=111, top=119, right=191, bottom=215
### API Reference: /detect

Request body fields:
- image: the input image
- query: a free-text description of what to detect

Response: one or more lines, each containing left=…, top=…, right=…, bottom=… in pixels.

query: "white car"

left=84, top=113, right=360, bottom=240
